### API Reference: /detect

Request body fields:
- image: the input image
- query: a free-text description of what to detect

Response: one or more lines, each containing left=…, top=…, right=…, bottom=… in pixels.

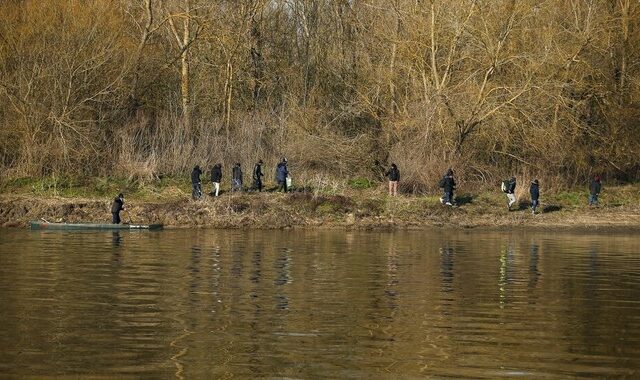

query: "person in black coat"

left=191, top=165, right=203, bottom=200
left=530, top=179, right=540, bottom=214
left=232, top=163, right=243, bottom=192
left=589, top=175, right=601, bottom=207
left=210, top=163, right=222, bottom=196
left=111, top=193, right=125, bottom=224
left=385, top=163, right=400, bottom=196
left=439, top=169, right=456, bottom=206
left=252, top=160, right=264, bottom=192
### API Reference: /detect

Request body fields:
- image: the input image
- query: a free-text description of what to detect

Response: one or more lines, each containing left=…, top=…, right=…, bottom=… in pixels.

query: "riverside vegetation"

left=1, top=176, right=638, bottom=230
left=1, top=1, right=640, bottom=188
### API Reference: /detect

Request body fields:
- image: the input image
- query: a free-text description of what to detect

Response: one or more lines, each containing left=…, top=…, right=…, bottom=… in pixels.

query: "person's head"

left=281, top=157, right=287, bottom=163
left=511, top=176, right=516, bottom=180
left=194, top=165, right=200, bottom=170
left=533, top=179, right=539, bottom=185
left=236, top=162, right=241, bottom=167
left=594, top=175, right=600, bottom=181
left=391, top=163, right=397, bottom=169
left=258, top=159, right=263, bottom=165
left=446, top=168, right=453, bottom=176
left=118, top=193, right=124, bottom=199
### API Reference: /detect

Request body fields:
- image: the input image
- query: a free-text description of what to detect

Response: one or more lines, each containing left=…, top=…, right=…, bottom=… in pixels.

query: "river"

left=0, top=228, right=639, bottom=378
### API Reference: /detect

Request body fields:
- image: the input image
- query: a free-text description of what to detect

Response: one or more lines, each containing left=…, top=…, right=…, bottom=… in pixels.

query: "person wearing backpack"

left=530, top=179, right=540, bottom=214
left=439, top=169, right=456, bottom=206
left=504, top=176, right=517, bottom=210
left=276, top=158, right=289, bottom=192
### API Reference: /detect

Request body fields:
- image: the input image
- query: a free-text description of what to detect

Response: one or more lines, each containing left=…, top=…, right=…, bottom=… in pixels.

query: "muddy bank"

left=1, top=192, right=639, bottom=231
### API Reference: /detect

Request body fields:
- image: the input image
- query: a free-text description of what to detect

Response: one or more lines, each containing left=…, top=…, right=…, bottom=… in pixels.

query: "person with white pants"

left=211, top=163, right=222, bottom=197
left=506, top=176, right=517, bottom=210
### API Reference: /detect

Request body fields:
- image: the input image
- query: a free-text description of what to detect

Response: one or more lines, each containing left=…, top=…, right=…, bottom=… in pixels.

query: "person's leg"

left=388, top=181, right=392, bottom=196
left=283, top=180, right=288, bottom=193
left=532, top=199, right=538, bottom=213
left=392, top=181, right=398, bottom=196
left=448, top=191, right=454, bottom=205
left=258, top=179, right=262, bottom=192
left=214, top=182, right=219, bottom=196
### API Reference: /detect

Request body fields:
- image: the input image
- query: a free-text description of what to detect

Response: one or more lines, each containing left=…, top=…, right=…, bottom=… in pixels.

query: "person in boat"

left=211, top=163, right=222, bottom=196
left=232, top=163, right=243, bottom=192
left=191, top=165, right=203, bottom=200
left=530, top=179, right=540, bottom=214
left=439, top=169, right=456, bottom=206
left=385, top=163, right=400, bottom=196
left=111, top=193, right=125, bottom=224
left=252, top=159, right=264, bottom=192
left=276, top=158, right=289, bottom=192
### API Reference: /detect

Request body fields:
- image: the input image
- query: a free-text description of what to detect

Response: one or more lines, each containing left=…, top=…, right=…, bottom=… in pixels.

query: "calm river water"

left=0, top=228, right=639, bottom=378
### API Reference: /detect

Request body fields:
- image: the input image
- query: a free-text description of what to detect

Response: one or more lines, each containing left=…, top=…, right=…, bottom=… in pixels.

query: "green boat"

left=30, top=220, right=163, bottom=231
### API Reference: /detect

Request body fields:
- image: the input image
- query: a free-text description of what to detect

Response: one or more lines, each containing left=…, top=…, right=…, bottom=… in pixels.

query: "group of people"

left=190, top=158, right=290, bottom=200
left=109, top=160, right=605, bottom=223
left=383, top=164, right=604, bottom=215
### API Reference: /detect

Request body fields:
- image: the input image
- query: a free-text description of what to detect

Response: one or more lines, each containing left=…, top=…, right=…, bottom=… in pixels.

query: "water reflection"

left=0, top=229, right=639, bottom=378
left=440, top=241, right=454, bottom=293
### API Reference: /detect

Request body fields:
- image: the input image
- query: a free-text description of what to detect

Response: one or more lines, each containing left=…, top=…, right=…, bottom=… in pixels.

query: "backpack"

left=501, top=180, right=509, bottom=193
left=438, top=177, right=446, bottom=188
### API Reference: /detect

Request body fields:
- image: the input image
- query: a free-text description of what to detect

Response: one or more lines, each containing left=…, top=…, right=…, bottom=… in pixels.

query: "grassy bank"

left=1, top=176, right=639, bottom=230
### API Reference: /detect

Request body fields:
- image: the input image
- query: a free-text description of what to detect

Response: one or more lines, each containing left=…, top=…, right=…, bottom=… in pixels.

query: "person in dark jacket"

left=252, top=160, right=264, bottom=192
left=210, top=163, right=222, bottom=197
left=530, top=179, right=540, bottom=214
left=111, top=193, right=125, bottom=224
left=589, top=175, right=602, bottom=207
left=385, top=163, right=400, bottom=196
left=506, top=176, right=517, bottom=210
left=439, top=169, right=456, bottom=206
left=276, top=158, right=289, bottom=192
left=191, top=165, right=203, bottom=200
left=232, top=163, right=243, bottom=192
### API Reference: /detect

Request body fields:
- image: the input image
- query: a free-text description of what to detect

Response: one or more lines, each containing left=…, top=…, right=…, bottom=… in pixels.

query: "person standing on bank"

left=191, top=165, right=203, bottom=200
left=111, top=193, right=125, bottom=224
left=253, top=160, right=264, bottom=192
left=276, top=158, right=289, bottom=192
left=232, top=163, right=243, bottom=192
left=211, top=163, right=222, bottom=196
left=506, top=176, right=517, bottom=210
left=589, top=175, right=602, bottom=207
left=385, top=164, right=400, bottom=196
left=439, top=169, right=456, bottom=206
left=530, top=179, right=540, bottom=214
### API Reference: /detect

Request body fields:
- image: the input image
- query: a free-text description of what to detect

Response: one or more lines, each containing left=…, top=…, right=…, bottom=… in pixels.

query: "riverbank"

left=1, top=181, right=639, bottom=230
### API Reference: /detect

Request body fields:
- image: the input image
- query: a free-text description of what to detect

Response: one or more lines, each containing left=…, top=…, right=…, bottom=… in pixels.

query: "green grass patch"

left=348, top=178, right=375, bottom=190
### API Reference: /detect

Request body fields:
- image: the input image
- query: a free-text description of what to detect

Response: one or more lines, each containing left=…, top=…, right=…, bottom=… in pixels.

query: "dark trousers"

left=278, top=180, right=287, bottom=192
left=192, top=183, right=202, bottom=199
left=112, top=212, right=121, bottom=224
left=531, top=199, right=539, bottom=211
left=253, top=178, right=263, bottom=191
